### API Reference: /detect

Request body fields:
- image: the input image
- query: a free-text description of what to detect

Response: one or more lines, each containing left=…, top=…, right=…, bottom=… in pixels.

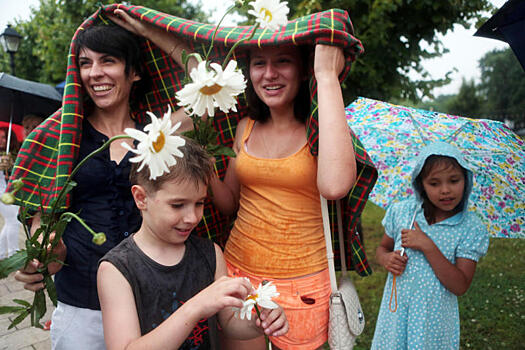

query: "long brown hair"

left=245, top=45, right=312, bottom=123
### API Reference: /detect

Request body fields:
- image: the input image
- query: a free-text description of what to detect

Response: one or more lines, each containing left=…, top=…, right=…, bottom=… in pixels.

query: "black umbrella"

left=0, top=72, right=62, bottom=152
left=474, top=0, right=525, bottom=70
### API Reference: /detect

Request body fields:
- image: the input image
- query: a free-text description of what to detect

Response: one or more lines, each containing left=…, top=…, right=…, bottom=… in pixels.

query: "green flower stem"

left=59, top=212, right=98, bottom=237
left=49, top=135, right=132, bottom=220
left=41, top=135, right=130, bottom=252
left=183, top=52, right=204, bottom=82
left=205, top=5, right=237, bottom=61
left=222, top=23, right=260, bottom=70
left=254, top=305, right=270, bottom=349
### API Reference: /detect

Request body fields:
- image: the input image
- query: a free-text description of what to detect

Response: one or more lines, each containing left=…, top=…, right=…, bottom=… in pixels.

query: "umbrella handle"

left=6, top=106, right=14, bottom=154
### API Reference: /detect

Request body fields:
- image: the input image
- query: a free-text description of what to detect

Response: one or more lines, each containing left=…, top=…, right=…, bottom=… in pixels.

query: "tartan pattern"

left=7, top=4, right=377, bottom=275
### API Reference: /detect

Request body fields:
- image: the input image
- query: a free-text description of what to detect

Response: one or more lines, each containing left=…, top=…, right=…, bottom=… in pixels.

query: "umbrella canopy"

left=0, top=121, right=24, bottom=142
left=0, top=72, right=62, bottom=124
left=474, top=0, right=525, bottom=70
left=346, top=97, right=525, bottom=239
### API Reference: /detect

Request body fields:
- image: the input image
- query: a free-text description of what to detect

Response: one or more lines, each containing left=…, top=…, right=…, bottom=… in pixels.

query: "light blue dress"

left=371, top=142, right=489, bottom=350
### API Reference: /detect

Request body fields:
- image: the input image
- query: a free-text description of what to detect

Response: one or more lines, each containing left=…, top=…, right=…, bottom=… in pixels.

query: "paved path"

left=0, top=221, right=53, bottom=350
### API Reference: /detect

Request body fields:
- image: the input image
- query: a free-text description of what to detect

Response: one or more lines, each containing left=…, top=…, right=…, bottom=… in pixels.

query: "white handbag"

left=321, top=197, right=365, bottom=349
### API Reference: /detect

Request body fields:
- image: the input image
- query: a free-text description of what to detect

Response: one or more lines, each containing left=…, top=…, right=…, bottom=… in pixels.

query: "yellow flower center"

left=259, top=8, right=273, bottom=22
left=152, top=131, right=166, bottom=153
left=246, top=294, right=258, bottom=301
left=199, top=84, right=222, bottom=95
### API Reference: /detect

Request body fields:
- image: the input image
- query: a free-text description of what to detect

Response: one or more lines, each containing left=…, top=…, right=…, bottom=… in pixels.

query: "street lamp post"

left=0, top=24, right=22, bottom=76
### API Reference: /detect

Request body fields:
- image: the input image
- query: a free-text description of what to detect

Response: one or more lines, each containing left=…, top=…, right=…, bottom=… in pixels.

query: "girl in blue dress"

left=371, top=141, right=489, bottom=349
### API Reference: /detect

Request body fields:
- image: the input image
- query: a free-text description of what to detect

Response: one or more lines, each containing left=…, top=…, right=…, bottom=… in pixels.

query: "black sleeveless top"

left=55, top=119, right=142, bottom=310
left=101, top=234, right=217, bottom=349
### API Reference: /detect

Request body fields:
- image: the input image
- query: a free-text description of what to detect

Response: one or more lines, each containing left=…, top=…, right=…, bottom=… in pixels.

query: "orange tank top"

left=224, top=119, right=327, bottom=278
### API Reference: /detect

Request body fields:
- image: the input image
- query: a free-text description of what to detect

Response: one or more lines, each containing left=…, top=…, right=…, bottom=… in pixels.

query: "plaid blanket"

left=8, top=4, right=377, bottom=276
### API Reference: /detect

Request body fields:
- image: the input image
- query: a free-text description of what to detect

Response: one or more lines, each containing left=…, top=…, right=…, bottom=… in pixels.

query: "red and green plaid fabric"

left=7, top=4, right=377, bottom=276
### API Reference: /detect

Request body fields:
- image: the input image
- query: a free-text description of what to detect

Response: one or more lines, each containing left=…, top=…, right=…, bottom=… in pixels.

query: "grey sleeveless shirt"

left=100, top=234, right=217, bottom=349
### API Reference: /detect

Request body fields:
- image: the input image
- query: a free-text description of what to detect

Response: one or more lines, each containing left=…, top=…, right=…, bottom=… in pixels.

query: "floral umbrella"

left=345, top=97, right=525, bottom=238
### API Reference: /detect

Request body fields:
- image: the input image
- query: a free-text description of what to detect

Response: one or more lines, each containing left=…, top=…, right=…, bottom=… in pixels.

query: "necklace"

left=259, top=121, right=305, bottom=158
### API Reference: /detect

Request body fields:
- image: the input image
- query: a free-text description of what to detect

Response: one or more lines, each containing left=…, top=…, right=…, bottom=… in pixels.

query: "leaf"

left=25, top=241, right=40, bottom=261
left=44, top=274, right=58, bottom=306
left=181, top=129, right=196, bottom=139
left=32, top=290, right=46, bottom=328
left=62, top=180, right=77, bottom=196
left=13, top=299, right=31, bottom=308
left=0, top=250, right=28, bottom=278
left=209, top=144, right=236, bottom=158
left=8, top=310, right=29, bottom=330
left=0, top=305, right=25, bottom=315
left=29, top=226, right=44, bottom=245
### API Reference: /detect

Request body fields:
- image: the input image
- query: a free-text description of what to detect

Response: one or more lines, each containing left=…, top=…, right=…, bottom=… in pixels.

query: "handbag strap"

left=336, top=199, right=348, bottom=277
left=321, top=195, right=337, bottom=293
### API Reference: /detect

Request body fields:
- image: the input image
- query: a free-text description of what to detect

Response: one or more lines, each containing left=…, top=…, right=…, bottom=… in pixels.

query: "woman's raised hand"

left=108, top=9, right=150, bottom=37
left=314, top=44, right=345, bottom=81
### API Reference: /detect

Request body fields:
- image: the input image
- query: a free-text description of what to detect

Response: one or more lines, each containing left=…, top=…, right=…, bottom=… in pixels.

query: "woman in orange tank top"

left=210, top=44, right=357, bottom=350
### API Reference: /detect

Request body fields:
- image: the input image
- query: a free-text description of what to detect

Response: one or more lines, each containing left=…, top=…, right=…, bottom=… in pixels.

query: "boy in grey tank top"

left=98, top=138, right=288, bottom=349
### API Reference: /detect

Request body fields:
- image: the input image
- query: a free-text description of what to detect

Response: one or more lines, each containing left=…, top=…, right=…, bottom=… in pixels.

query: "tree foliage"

left=445, top=78, right=482, bottom=118
left=478, top=48, right=525, bottom=126
left=287, top=0, right=493, bottom=102
left=420, top=48, right=525, bottom=130
left=0, top=0, right=206, bottom=85
left=1, top=0, right=495, bottom=104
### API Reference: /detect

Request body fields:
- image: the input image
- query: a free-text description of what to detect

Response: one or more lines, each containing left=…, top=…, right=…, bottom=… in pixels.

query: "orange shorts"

left=227, top=262, right=330, bottom=350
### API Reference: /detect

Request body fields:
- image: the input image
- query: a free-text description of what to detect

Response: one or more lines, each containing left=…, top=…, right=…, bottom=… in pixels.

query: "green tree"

left=0, top=0, right=206, bottom=85
left=445, top=78, right=482, bottom=117
left=284, top=0, right=492, bottom=102
left=478, top=48, right=525, bottom=127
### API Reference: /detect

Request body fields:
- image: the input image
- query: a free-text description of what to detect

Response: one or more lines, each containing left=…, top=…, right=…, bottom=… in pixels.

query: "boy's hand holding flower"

left=235, top=281, right=288, bottom=344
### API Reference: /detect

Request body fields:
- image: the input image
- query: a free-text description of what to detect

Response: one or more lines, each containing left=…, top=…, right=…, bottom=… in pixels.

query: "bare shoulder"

left=232, top=117, right=250, bottom=153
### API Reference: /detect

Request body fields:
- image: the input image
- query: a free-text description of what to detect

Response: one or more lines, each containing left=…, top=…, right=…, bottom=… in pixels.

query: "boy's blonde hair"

left=130, top=136, right=214, bottom=193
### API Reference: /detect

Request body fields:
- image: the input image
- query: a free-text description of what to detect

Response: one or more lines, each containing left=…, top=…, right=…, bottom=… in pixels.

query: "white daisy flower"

left=235, top=281, right=280, bottom=320
left=175, top=60, right=246, bottom=117
left=234, top=298, right=257, bottom=321
left=248, top=0, right=289, bottom=31
left=122, top=105, right=186, bottom=180
left=253, top=281, right=280, bottom=309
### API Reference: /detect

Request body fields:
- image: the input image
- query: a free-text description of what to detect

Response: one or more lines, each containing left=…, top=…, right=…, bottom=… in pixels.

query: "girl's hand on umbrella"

left=401, top=221, right=431, bottom=252
left=384, top=250, right=408, bottom=276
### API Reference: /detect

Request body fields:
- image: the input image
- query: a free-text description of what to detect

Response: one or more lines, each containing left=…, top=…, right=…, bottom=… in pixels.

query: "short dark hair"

left=245, top=45, right=312, bottom=123
left=130, top=137, right=214, bottom=194
left=415, top=155, right=468, bottom=224
left=75, top=24, right=143, bottom=77
left=74, top=24, right=149, bottom=111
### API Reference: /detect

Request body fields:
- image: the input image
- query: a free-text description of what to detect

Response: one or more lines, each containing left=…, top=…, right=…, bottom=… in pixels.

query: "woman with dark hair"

left=0, top=126, right=20, bottom=259
left=13, top=15, right=195, bottom=350
left=210, top=43, right=357, bottom=350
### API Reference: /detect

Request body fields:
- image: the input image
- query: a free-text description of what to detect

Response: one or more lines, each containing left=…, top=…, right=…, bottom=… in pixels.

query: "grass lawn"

left=349, top=202, right=525, bottom=349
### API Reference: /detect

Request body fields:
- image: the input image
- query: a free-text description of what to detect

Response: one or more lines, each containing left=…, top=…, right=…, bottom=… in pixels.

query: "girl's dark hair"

left=414, top=155, right=468, bottom=224
left=0, top=127, right=20, bottom=154
left=245, top=45, right=312, bottom=123
left=74, top=25, right=150, bottom=110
